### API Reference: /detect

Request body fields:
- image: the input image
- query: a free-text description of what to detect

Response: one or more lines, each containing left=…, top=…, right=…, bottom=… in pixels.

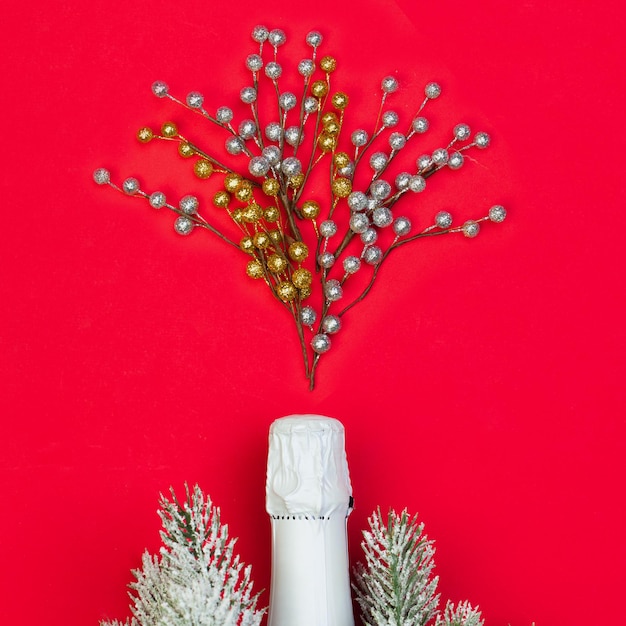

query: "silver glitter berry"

left=279, top=92, right=297, bottom=111
left=322, top=315, right=341, bottom=334
left=395, top=172, right=411, bottom=190
left=435, top=211, right=453, bottom=228
left=324, top=279, right=343, bottom=302
left=360, top=228, right=378, bottom=245
left=425, top=82, right=441, bottom=99
left=251, top=25, right=269, bottom=43
left=489, top=205, right=507, bottom=223
left=348, top=191, right=368, bottom=211
left=432, top=148, right=449, bottom=165
left=409, top=175, right=426, bottom=193
left=370, top=180, right=392, bottom=200
left=238, top=119, right=257, bottom=140
left=265, top=61, right=282, bottom=80
left=339, top=163, right=355, bottom=177
left=319, top=220, right=338, bottom=238
left=298, top=59, right=315, bottom=76
left=122, top=177, right=139, bottom=195
left=318, top=252, right=335, bottom=269
left=382, top=111, right=399, bottom=128
left=448, top=152, right=464, bottom=170
left=350, top=212, right=370, bottom=234
left=381, top=76, right=399, bottom=93
left=311, top=333, right=331, bottom=354
left=389, top=132, right=406, bottom=151
left=262, top=145, right=281, bottom=165
left=300, top=305, right=317, bottom=326
left=265, top=122, right=283, bottom=142
left=268, top=29, right=286, bottom=47
left=174, top=215, right=194, bottom=235
left=412, top=117, right=429, bottom=134
left=216, top=107, right=233, bottom=123
left=372, top=207, right=393, bottom=228
left=343, top=256, right=361, bottom=274
left=462, top=220, right=480, bottom=238
left=281, top=157, right=302, bottom=176
left=351, top=129, right=368, bottom=147
left=240, top=86, right=257, bottom=104
left=306, top=31, right=323, bottom=47
left=393, top=216, right=411, bottom=236
left=417, top=154, right=432, bottom=170
left=179, top=195, right=198, bottom=214
left=151, top=81, right=169, bottom=98
left=186, top=91, right=204, bottom=109
left=363, top=245, right=383, bottom=265
left=149, top=191, right=166, bottom=209
left=367, top=196, right=379, bottom=211
left=475, top=132, right=491, bottom=148
left=369, top=152, right=388, bottom=171
left=246, top=54, right=263, bottom=72
left=249, top=156, right=270, bottom=177
left=453, top=123, right=471, bottom=141
left=285, top=126, right=303, bottom=147
left=225, top=136, right=244, bottom=155
left=93, top=168, right=110, bottom=185
left=304, top=97, right=319, bottom=114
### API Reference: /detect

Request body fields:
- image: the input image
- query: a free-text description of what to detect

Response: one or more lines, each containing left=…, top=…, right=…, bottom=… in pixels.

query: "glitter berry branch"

left=94, top=25, right=507, bottom=390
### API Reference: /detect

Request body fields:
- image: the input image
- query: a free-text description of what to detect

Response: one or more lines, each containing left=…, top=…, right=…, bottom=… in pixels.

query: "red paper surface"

left=1, top=1, right=624, bottom=625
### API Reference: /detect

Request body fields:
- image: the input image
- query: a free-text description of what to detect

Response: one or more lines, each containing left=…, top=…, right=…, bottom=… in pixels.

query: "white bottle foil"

left=266, top=415, right=355, bottom=626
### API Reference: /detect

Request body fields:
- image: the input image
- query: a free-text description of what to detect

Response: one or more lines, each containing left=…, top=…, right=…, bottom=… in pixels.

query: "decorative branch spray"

left=266, top=415, right=354, bottom=626
left=94, top=25, right=506, bottom=389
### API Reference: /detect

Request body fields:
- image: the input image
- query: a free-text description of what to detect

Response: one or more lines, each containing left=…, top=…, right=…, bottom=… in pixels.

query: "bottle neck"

left=268, top=516, right=354, bottom=626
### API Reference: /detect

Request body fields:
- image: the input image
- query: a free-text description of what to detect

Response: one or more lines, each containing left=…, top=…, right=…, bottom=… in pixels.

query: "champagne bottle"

left=266, top=415, right=355, bottom=626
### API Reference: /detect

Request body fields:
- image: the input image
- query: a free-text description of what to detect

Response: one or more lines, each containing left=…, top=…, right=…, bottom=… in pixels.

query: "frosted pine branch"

left=435, top=600, right=484, bottom=626
left=100, top=484, right=265, bottom=626
left=353, top=508, right=487, bottom=626
left=353, top=508, right=439, bottom=626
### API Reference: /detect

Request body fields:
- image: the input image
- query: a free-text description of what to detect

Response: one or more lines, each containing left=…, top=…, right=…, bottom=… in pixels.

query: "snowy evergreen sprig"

left=435, top=600, right=484, bottom=626
left=353, top=508, right=483, bottom=626
left=100, top=484, right=265, bottom=626
left=353, top=507, right=439, bottom=626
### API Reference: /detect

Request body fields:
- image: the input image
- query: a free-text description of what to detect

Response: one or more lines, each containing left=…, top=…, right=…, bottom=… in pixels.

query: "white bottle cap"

left=266, top=414, right=353, bottom=517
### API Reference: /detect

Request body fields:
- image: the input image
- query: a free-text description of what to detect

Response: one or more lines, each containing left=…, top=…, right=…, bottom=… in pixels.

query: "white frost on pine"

left=352, top=508, right=440, bottom=626
left=100, top=485, right=265, bottom=626
left=435, top=600, right=484, bottom=626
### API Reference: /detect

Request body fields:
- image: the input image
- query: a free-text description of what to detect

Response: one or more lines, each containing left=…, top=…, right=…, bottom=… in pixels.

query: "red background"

left=1, top=1, right=624, bottom=624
